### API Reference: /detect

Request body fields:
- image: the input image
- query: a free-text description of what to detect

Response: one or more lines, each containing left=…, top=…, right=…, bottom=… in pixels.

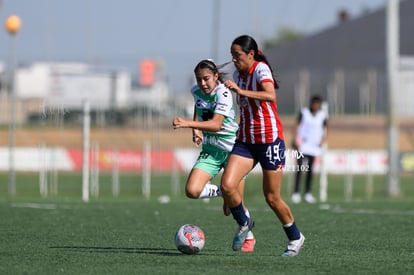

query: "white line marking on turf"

left=10, top=202, right=58, bottom=210
left=206, top=205, right=414, bottom=216
left=331, top=207, right=414, bottom=216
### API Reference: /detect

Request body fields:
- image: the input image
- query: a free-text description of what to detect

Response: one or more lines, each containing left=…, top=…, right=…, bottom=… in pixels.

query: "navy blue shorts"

left=231, top=137, right=286, bottom=170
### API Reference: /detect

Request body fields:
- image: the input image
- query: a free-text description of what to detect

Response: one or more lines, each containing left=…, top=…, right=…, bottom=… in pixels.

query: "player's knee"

left=220, top=179, right=235, bottom=196
left=264, top=193, right=283, bottom=209
left=185, top=186, right=201, bottom=199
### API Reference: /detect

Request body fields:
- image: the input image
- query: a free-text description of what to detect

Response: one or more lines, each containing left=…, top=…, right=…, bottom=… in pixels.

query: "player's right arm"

left=192, top=105, right=203, bottom=146
left=173, top=113, right=225, bottom=133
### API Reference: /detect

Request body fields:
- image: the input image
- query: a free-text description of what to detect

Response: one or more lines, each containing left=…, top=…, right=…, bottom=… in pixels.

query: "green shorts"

left=193, top=150, right=229, bottom=178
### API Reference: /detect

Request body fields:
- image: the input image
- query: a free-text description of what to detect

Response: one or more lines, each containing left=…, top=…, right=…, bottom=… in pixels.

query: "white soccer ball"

left=174, top=224, right=205, bottom=255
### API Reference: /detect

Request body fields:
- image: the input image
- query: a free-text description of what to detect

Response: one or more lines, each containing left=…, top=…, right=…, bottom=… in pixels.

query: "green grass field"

left=1, top=172, right=413, bottom=274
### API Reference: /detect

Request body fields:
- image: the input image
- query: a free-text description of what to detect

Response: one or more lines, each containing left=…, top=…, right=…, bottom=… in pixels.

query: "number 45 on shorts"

left=265, top=141, right=285, bottom=169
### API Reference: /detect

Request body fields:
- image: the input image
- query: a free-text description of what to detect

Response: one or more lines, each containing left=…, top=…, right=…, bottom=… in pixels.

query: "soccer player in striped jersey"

left=173, top=59, right=256, bottom=252
left=221, top=35, right=305, bottom=256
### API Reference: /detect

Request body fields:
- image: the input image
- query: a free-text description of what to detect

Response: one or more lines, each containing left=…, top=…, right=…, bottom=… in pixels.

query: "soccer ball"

left=174, top=224, right=205, bottom=255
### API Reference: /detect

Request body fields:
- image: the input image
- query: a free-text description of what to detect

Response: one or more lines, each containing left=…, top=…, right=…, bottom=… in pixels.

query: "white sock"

left=198, top=183, right=221, bottom=199
left=245, top=209, right=254, bottom=239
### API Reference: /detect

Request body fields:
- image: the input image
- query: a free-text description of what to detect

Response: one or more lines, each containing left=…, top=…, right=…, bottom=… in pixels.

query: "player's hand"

left=193, top=129, right=203, bottom=147
left=172, top=117, right=188, bottom=129
left=320, top=136, right=328, bottom=146
left=224, top=80, right=240, bottom=94
left=295, top=137, right=304, bottom=147
left=193, top=134, right=203, bottom=147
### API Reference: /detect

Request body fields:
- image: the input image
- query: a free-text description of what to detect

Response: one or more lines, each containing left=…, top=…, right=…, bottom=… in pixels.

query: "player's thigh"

left=188, top=150, right=226, bottom=191
left=186, top=168, right=212, bottom=193
left=221, top=154, right=254, bottom=191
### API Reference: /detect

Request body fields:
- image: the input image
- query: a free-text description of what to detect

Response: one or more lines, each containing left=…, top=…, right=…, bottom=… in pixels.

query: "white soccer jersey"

left=297, top=108, right=327, bottom=156
left=191, top=83, right=238, bottom=152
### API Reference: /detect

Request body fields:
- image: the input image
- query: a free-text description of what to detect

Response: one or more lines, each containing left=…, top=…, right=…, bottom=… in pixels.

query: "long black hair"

left=232, top=35, right=280, bottom=89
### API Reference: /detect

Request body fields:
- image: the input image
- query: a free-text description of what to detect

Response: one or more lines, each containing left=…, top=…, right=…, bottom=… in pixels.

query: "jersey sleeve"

left=214, top=85, right=234, bottom=117
left=255, top=62, right=274, bottom=85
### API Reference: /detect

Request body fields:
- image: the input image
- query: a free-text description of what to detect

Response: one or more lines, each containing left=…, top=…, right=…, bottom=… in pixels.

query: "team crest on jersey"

left=257, top=68, right=267, bottom=78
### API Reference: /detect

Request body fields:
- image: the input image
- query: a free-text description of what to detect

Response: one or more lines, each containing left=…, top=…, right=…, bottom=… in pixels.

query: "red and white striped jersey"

left=233, top=61, right=284, bottom=144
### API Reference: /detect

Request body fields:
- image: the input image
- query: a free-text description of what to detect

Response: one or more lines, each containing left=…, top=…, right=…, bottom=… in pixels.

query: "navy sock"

left=283, top=222, right=301, bottom=240
left=230, top=203, right=248, bottom=226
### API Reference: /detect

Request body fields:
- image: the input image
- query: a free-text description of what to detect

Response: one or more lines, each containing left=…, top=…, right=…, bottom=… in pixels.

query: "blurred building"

left=0, top=60, right=170, bottom=126
left=16, top=62, right=131, bottom=110
left=266, top=0, right=414, bottom=116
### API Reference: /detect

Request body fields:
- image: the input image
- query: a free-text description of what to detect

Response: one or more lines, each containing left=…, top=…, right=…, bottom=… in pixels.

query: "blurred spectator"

left=292, top=95, right=328, bottom=203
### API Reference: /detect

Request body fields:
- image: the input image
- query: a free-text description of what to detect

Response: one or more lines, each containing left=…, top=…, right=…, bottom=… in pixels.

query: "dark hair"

left=310, top=95, right=322, bottom=103
left=232, top=35, right=280, bottom=89
left=193, top=59, right=228, bottom=83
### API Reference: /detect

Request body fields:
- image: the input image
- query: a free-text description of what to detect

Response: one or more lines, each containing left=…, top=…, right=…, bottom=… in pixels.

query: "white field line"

left=330, top=207, right=414, bottom=216
left=10, top=202, right=77, bottom=210
left=10, top=202, right=414, bottom=216
left=10, top=202, right=57, bottom=209
left=206, top=205, right=414, bottom=216
left=10, top=202, right=82, bottom=210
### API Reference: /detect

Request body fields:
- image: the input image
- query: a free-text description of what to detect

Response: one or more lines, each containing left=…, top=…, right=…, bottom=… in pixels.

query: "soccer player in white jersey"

left=221, top=35, right=305, bottom=257
left=292, top=95, right=328, bottom=204
left=173, top=59, right=256, bottom=252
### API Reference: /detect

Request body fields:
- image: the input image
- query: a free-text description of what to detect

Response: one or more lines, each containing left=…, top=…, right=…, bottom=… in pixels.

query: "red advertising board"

left=66, top=149, right=181, bottom=172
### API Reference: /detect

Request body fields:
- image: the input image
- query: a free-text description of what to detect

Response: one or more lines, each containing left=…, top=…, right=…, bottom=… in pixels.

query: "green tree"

left=263, top=26, right=304, bottom=49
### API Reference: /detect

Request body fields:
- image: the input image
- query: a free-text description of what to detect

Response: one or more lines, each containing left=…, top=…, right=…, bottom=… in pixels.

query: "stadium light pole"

left=211, top=0, right=220, bottom=61
left=386, top=0, right=400, bottom=197
left=5, top=15, right=22, bottom=196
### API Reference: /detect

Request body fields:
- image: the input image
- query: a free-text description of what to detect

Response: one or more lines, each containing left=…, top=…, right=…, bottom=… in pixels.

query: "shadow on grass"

left=50, top=246, right=235, bottom=256
left=49, top=246, right=182, bottom=256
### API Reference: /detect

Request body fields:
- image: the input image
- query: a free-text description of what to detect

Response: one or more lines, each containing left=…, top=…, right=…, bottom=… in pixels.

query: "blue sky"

left=0, top=0, right=386, bottom=93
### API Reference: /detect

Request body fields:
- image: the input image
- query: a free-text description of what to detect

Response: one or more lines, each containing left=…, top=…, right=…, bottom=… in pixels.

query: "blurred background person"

left=292, top=95, right=328, bottom=204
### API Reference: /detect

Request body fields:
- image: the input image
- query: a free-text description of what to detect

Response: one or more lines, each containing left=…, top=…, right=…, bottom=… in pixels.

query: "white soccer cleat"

left=291, top=193, right=301, bottom=204
left=304, top=193, right=316, bottom=204
left=282, top=233, right=305, bottom=257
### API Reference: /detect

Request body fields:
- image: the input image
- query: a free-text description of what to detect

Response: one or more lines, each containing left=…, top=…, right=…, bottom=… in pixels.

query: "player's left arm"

left=321, top=119, right=328, bottom=145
